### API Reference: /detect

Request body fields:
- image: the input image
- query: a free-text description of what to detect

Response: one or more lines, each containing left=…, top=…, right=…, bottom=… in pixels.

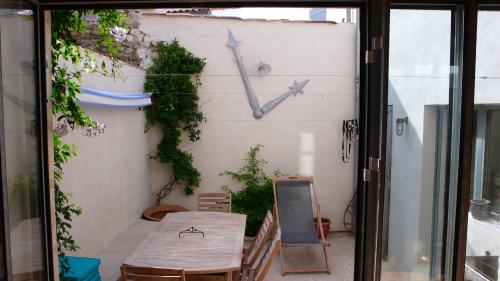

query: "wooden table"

left=124, top=212, right=246, bottom=280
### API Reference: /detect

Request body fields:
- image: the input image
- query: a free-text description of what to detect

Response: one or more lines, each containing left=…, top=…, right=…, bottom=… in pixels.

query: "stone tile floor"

left=97, top=220, right=355, bottom=281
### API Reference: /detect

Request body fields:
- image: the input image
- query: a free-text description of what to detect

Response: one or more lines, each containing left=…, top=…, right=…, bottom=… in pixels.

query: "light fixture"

left=253, top=61, right=272, bottom=76
left=396, top=116, right=408, bottom=136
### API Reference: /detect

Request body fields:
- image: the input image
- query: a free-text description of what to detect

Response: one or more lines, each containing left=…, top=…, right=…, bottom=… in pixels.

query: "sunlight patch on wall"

left=299, top=132, right=315, bottom=176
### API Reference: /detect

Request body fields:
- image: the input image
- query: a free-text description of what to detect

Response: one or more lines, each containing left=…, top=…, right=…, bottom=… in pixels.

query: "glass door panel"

left=0, top=3, right=46, bottom=280
left=381, top=9, right=453, bottom=281
left=465, top=10, right=500, bottom=281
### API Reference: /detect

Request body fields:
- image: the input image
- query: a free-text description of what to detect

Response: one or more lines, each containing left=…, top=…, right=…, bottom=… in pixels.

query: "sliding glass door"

left=361, top=5, right=473, bottom=281
left=465, top=10, right=500, bottom=281
left=380, top=9, right=454, bottom=281
left=0, top=2, right=48, bottom=280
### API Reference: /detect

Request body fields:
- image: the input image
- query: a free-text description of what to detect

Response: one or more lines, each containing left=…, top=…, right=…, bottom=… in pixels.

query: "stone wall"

left=75, top=10, right=147, bottom=68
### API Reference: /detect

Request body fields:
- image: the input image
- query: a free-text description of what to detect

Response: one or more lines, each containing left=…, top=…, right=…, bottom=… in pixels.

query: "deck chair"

left=273, top=176, right=330, bottom=275
left=121, top=266, right=185, bottom=281
left=242, top=210, right=275, bottom=268
left=198, top=193, right=231, bottom=213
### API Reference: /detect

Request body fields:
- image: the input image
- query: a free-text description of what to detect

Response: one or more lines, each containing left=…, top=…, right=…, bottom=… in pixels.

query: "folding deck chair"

left=273, top=176, right=330, bottom=275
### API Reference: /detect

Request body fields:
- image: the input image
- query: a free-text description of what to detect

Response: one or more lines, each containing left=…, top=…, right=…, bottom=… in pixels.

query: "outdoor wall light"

left=253, top=61, right=272, bottom=76
left=396, top=116, right=408, bottom=136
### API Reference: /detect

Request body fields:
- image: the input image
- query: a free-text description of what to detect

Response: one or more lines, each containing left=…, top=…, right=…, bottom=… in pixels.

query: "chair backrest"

left=121, top=266, right=185, bottom=281
left=252, top=228, right=282, bottom=281
left=244, top=210, right=274, bottom=267
left=198, top=193, right=231, bottom=212
left=273, top=176, right=324, bottom=244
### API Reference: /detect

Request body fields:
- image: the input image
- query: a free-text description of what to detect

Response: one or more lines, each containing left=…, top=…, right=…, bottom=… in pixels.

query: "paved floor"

left=97, top=219, right=355, bottom=281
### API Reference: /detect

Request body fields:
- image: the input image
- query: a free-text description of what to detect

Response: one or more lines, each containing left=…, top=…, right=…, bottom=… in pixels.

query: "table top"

left=124, top=211, right=246, bottom=274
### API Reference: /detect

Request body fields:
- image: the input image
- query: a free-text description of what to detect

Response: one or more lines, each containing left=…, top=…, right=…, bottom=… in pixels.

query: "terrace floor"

left=97, top=220, right=355, bottom=281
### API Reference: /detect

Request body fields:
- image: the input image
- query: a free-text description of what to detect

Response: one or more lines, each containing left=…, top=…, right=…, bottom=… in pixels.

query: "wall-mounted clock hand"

left=227, top=30, right=263, bottom=118
left=260, top=79, right=310, bottom=114
left=228, top=30, right=310, bottom=119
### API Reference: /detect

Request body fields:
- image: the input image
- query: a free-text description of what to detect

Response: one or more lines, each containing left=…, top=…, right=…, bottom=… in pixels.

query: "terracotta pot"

left=314, top=217, right=331, bottom=238
left=142, top=204, right=189, bottom=221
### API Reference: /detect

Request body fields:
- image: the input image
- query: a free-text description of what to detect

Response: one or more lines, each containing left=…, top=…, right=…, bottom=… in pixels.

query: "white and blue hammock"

left=78, top=86, right=152, bottom=107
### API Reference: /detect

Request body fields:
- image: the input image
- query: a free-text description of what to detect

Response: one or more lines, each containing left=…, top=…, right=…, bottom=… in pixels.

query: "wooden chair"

left=238, top=227, right=282, bottom=281
left=187, top=228, right=282, bottom=281
left=242, top=210, right=274, bottom=268
left=198, top=193, right=231, bottom=213
left=121, top=265, right=185, bottom=281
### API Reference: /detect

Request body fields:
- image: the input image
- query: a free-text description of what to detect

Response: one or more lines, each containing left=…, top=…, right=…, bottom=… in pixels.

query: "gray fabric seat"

left=273, top=176, right=330, bottom=275
left=275, top=180, right=322, bottom=245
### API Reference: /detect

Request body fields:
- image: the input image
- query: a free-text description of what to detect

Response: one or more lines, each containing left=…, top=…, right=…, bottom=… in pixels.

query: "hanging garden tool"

left=342, top=119, right=359, bottom=163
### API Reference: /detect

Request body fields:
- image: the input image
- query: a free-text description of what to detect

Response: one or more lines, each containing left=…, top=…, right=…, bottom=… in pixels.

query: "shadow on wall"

left=386, top=79, right=449, bottom=278
left=386, top=81, right=425, bottom=273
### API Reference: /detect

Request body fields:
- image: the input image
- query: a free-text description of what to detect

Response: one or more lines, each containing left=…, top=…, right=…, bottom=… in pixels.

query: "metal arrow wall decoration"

left=227, top=30, right=310, bottom=119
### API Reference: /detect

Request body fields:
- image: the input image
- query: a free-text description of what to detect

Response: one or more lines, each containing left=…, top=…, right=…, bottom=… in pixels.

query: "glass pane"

left=0, top=5, right=46, bottom=280
left=382, top=9, right=453, bottom=281
left=466, top=10, right=500, bottom=281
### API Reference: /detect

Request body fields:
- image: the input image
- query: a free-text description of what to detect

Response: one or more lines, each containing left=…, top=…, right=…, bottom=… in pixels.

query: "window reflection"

left=0, top=7, right=45, bottom=280
left=383, top=9, right=452, bottom=281
left=466, top=10, right=500, bottom=281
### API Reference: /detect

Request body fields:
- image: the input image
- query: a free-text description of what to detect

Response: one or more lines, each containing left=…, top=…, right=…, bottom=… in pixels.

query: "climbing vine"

left=143, top=40, right=206, bottom=204
left=51, top=9, right=128, bottom=274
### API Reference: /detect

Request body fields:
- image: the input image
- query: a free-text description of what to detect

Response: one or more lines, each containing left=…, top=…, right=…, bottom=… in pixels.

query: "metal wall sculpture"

left=227, top=30, right=310, bottom=119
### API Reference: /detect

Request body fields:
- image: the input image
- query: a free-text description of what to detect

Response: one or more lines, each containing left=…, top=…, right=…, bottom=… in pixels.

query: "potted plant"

left=220, top=145, right=280, bottom=236
left=314, top=217, right=331, bottom=238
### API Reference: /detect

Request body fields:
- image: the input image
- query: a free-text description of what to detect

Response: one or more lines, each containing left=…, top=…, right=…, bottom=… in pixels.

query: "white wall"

left=140, top=14, right=358, bottom=231
left=61, top=57, right=152, bottom=257
left=63, top=14, right=358, bottom=256
left=476, top=11, right=500, bottom=105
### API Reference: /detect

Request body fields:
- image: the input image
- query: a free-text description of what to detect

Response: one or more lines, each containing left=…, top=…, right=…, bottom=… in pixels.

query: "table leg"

left=225, top=270, right=233, bottom=281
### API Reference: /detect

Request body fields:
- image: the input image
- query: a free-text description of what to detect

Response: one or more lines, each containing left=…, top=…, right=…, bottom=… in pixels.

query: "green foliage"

left=54, top=135, right=81, bottom=257
left=143, top=40, right=206, bottom=204
left=51, top=9, right=128, bottom=275
left=51, top=10, right=128, bottom=129
left=220, top=145, right=280, bottom=236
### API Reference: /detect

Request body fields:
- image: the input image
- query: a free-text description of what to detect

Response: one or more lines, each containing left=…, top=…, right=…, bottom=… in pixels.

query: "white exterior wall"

left=139, top=15, right=358, bottom=231
left=476, top=11, right=500, bottom=105
left=63, top=15, right=358, bottom=256
left=61, top=58, right=152, bottom=257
